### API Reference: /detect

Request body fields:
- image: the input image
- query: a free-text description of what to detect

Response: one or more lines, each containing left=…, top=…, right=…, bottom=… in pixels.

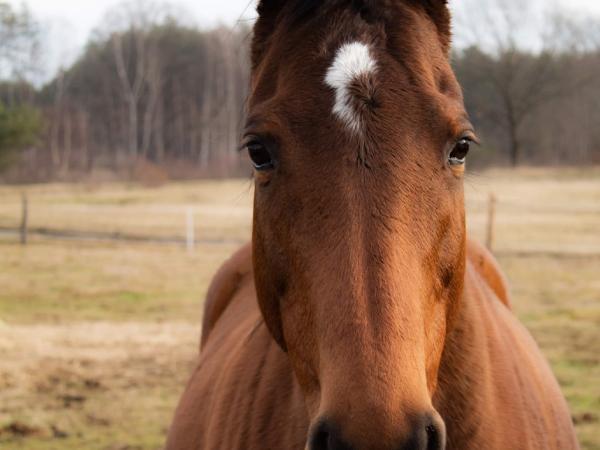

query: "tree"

left=454, top=0, right=570, bottom=166
left=33, top=7, right=251, bottom=178
left=0, top=1, right=41, bottom=172
left=0, top=1, right=40, bottom=81
left=101, top=0, right=179, bottom=161
left=0, top=102, right=40, bottom=170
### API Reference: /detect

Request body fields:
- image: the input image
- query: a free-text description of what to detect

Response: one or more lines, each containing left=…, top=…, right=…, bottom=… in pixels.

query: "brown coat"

left=166, top=242, right=578, bottom=449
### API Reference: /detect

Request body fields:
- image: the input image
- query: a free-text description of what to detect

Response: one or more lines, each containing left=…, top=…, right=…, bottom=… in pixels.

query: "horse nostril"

left=309, top=420, right=352, bottom=450
left=310, top=415, right=444, bottom=450
left=424, top=414, right=446, bottom=450
left=402, top=413, right=447, bottom=450
left=426, top=423, right=440, bottom=450
left=310, top=426, right=330, bottom=450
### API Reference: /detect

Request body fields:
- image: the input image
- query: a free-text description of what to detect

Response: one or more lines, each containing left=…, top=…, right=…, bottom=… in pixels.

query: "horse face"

left=246, top=1, right=470, bottom=448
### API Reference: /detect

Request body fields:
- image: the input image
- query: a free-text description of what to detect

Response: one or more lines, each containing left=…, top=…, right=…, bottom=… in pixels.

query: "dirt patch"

left=0, top=422, right=43, bottom=438
left=0, top=321, right=200, bottom=449
left=573, top=413, right=599, bottom=425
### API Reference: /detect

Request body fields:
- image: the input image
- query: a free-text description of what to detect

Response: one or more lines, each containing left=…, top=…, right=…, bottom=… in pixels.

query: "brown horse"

left=166, top=1, right=579, bottom=449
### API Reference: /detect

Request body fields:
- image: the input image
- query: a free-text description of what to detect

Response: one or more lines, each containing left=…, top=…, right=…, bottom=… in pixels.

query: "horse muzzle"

left=308, top=411, right=446, bottom=450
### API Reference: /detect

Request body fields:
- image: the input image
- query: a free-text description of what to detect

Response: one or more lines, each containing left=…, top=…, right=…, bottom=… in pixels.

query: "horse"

left=166, top=1, right=580, bottom=449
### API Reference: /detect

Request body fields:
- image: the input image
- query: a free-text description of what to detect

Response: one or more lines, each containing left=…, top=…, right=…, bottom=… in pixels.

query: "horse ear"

left=252, top=0, right=287, bottom=68
left=256, top=0, right=286, bottom=18
left=412, top=0, right=452, bottom=53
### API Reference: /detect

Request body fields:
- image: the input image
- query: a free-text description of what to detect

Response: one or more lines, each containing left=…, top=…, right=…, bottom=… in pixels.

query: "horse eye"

left=448, top=138, right=471, bottom=166
left=246, top=141, right=274, bottom=171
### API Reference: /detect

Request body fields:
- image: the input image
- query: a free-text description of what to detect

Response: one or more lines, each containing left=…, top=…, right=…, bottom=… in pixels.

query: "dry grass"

left=0, top=240, right=239, bottom=323
left=500, top=254, right=600, bottom=449
left=465, top=167, right=600, bottom=254
left=0, top=168, right=598, bottom=449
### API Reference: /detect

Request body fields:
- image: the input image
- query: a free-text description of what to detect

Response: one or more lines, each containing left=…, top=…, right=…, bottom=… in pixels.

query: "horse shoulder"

left=200, top=243, right=253, bottom=349
left=466, top=239, right=512, bottom=310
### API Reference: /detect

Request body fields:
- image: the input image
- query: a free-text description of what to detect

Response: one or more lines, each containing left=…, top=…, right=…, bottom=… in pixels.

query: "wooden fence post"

left=20, top=193, right=28, bottom=246
left=485, top=193, right=496, bottom=252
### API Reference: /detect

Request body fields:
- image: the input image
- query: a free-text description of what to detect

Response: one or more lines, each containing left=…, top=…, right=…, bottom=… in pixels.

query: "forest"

left=1, top=0, right=599, bottom=182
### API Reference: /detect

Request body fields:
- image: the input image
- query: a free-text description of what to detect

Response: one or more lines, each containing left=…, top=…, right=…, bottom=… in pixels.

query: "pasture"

left=0, top=168, right=598, bottom=449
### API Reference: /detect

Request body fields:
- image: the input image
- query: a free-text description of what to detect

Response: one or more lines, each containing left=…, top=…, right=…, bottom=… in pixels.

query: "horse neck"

left=434, top=270, right=496, bottom=441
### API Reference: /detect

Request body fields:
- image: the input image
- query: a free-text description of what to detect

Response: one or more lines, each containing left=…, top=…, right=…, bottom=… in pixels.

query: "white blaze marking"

left=325, top=41, right=377, bottom=133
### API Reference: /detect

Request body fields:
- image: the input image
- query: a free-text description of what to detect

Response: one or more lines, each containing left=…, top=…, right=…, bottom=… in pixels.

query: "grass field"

left=0, top=168, right=599, bottom=449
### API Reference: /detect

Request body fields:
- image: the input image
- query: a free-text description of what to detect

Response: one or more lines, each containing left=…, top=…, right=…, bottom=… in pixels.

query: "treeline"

left=1, top=1, right=252, bottom=182
left=454, top=47, right=600, bottom=167
left=35, top=23, right=250, bottom=180
left=1, top=1, right=599, bottom=182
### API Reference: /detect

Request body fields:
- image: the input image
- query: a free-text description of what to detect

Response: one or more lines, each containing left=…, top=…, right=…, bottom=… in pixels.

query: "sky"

left=7, top=0, right=600, bottom=82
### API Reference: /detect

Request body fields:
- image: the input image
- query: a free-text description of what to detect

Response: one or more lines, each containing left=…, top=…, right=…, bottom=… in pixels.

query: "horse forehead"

left=325, top=41, right=376, bottom=85
left=324, top=41, right=378, bottom=135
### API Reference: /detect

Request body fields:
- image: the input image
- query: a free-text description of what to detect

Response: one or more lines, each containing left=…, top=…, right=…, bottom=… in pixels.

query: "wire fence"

left=0, top=192, right=252, bottom=250
left=1, top=188, right=599, bottom=257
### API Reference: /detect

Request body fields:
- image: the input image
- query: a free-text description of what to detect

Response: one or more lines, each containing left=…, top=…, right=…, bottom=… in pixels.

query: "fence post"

left=186, top=207, right=195, bottom=253
left=20, top=193, right=28, bottom=246
left=485, top=192, right=496, bottom=252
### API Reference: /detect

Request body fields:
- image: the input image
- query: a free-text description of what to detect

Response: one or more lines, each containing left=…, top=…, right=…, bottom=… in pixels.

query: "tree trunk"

left=128, top=99, right=138, bottom=159
left=508, top=123, right=520, bottom=167
left=503, top=92, right=521, bottom=167
left=154, top=95, right=165, bottom=163
left=60, top=112, right=72, bottom=175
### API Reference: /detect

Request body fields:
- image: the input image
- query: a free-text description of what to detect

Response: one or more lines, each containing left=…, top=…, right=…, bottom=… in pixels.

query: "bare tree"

left=112, top=32, right=144, bottom=158
left=49, top=68, right=68, bottom=169
left=0, top=1, right=40, bottom=83
left=101, top=0, right=174, bottom=160
left=141, top=45, right=162, bottom=158
left=454, top=0, right=568, bottom=166
left=544, top=10, right=600, bottom=53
